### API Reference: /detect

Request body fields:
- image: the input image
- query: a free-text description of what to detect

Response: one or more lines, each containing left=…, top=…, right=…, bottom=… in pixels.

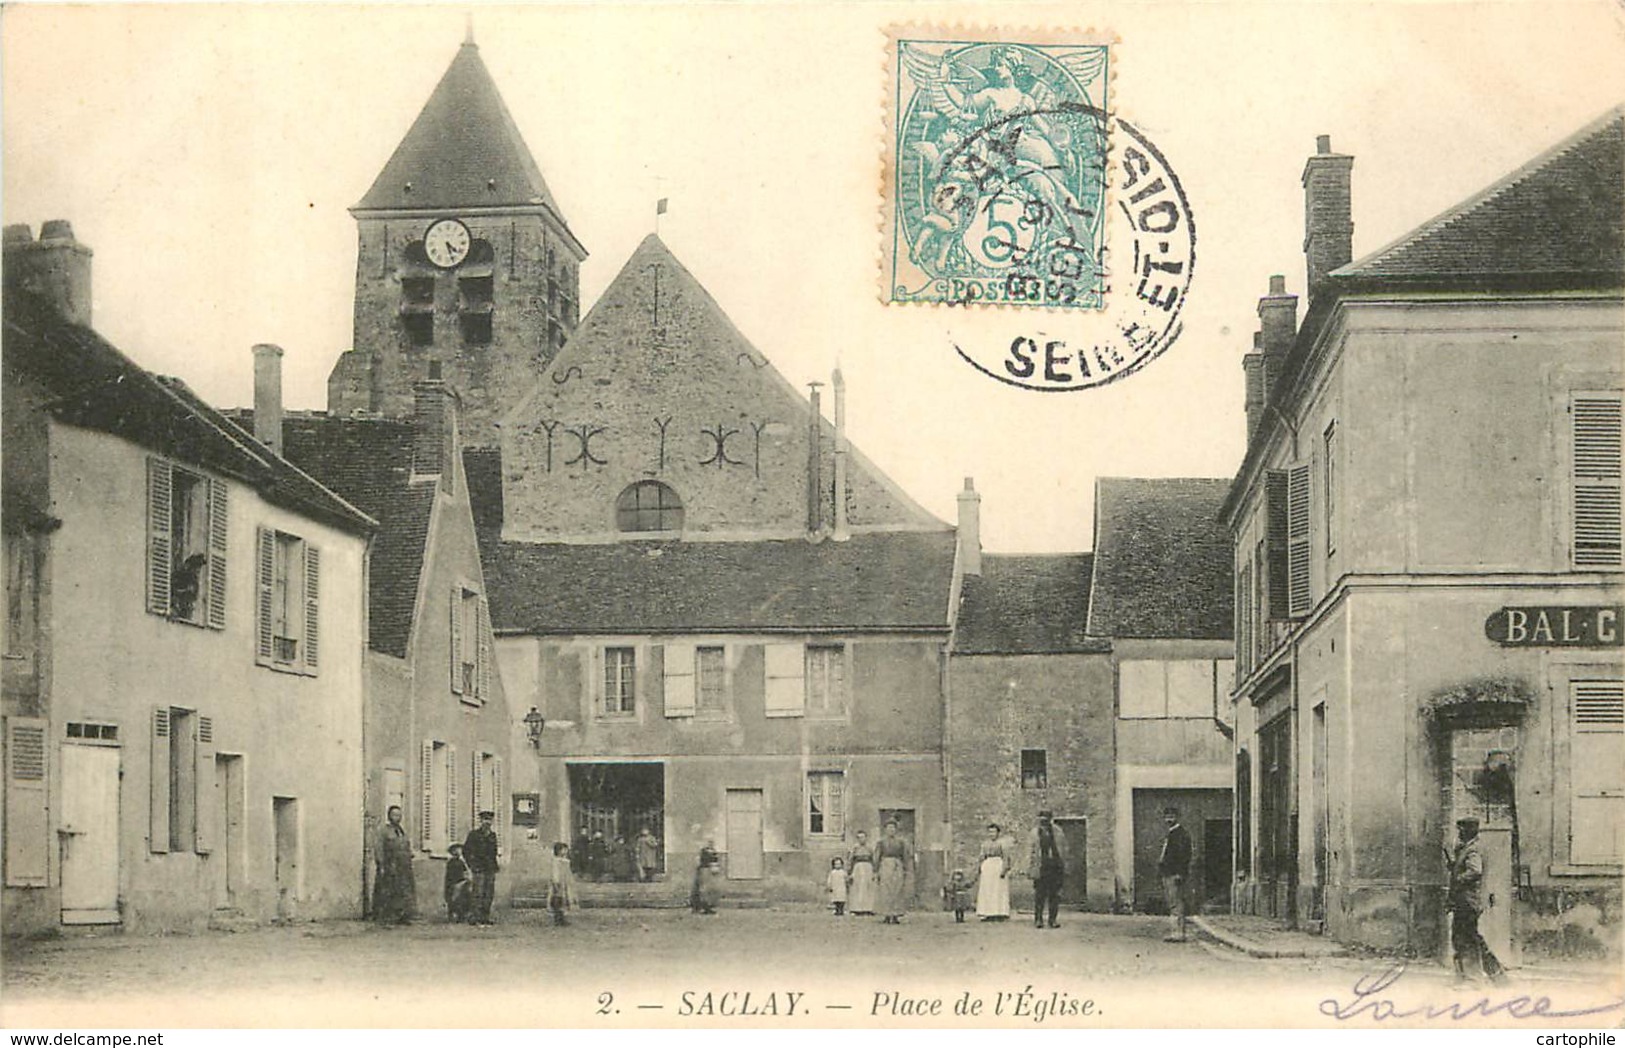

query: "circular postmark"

left=950, top=116, right=1196, bottom=391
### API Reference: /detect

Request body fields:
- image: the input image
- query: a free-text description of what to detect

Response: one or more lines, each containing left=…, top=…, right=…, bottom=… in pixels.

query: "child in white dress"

left=826, top=857, right=849, bottom=916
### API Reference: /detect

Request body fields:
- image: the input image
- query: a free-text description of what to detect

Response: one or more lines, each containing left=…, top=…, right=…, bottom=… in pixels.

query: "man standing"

left=1159, top=807, right=1192, bottom=942
left=635, top=827, right=661, bottom=882
left=463, top=810, right=500, bottom=926
left=1027, top=810, right=1067, bottom=929
left=373, top=805, right=416, bottom=925
left=1448, top=817, right=1507, bottom=984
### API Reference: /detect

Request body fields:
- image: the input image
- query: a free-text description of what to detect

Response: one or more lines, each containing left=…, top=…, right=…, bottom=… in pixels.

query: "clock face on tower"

left=423, top=218, right=472, bottom=269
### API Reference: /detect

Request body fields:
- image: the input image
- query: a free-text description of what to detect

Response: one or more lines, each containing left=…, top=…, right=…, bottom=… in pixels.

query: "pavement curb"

left=1192, top=915, right=1348, bottom=959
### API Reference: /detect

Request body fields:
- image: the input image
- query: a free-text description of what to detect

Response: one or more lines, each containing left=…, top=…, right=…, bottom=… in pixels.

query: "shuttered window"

left=1264, top=471, right=1289, bottom=620
left=147, top=458, right=226, bottom=628
left=451, top=585, right=489, bottom=701
left=256, top=528, right=320, bottom=675
left=421, top=740, right=450, bottom=854
left=697, top=646, right=728, bottom=714
left=1286, top=464, right=1312, bottom=616
left=1573, top=394, right=1622, bottom=568
left=662, top=642, right=696, bottom=717
left=1323, top=421, right=1338, bottom=555
left=149, top=706, right=211, bottom=854
left=4, top=717, right=49, bottom=886
left=1570, top=680, right=1624, bottom=865
left=806, top=645, right=846, bottom=716
left=807, top=771, right=844, bottom=837
left=603, top=647, right=636, bottom=715
left=764, top=642, right=806, bottom=717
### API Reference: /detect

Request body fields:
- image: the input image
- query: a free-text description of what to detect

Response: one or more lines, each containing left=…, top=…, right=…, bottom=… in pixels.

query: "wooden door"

left=213, top=754, right=245, bottom=909
left=60, top=744, right=120, bottom=924
left=725, top=789, right=763, bottom=879
left=1478, top=827, right=1516, bottom=965
left=1055, top=817, right=1088, bottom=904
left=273, top=796, right=299, bottom=918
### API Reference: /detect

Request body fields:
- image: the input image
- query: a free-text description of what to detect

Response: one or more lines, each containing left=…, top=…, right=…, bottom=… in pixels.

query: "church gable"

left=498, top=235, right=942, bottom=542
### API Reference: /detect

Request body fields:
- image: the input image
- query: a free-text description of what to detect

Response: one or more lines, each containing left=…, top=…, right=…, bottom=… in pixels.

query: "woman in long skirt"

left=876, top=821, right=911, bottom=924
left=976, top=822, right=1011, bottom=921
left=847, top=831, right=878, bottom=916
left=693, top=840, right=723, bottom=915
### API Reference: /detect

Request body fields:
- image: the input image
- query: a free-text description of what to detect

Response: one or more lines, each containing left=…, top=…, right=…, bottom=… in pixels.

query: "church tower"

left=329, top=35, right=587, bottom=447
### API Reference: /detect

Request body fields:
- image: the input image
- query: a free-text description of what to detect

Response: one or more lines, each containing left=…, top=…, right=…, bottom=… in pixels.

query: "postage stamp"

left=883, top=28, right=1115, bottom=309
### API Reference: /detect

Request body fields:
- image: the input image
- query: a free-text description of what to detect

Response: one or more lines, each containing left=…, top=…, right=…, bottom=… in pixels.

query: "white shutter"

left=255, top=529, right=275, bottom=665
left=663, top=642, right=696, bottom=717
left=450, top=587, right=464, bottom=695
left=1573, top=395, right=1622, bottom=568
left=419, top=740, right=435, bottom=851
left=146, top=458, right=172, bottom=617
left=764, top=642, right=806, bottom=717
left=302, top=544, right=320, bottom=673
left=471, top=750, right=484, bottom=832
left=1571, top=680, right=1624, bottom=865
left=492, top=756, right=505, bottom=856
left=150, top=707, right=171, bottom=853
left=194, top=715, right=216, bottom=854
left=1286, top=464, right=1312, bottom=616
left=4, top=717, right=49, bottom=886
left=206, top=479, right=228, bottom=630
left=446, top=743, right=458, bottom=851
left=476, top=596, right=493, bottom=701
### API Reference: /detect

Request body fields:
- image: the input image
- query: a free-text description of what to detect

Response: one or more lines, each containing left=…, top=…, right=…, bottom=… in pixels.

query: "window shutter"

left=420, top=740, right=434, bottom=851
left=1263, top=471, right=1289, bottom=619
left=206, top=479, right=228, bottom=630
left=1573, top=395, right=1622, bottom=568
left=450, top=587, right=464, bottom=695
left=446, top=743, right=458, bottom=851
left=4, top=717, right=49, bottom=887
left=492, top=756, right=505, bottom=856
left=255, top=528, right=275, bottom=664
left=663, top=642, right=697, bottom=716
left=302, top=544, right=320, bottom=673
left=591, top=647, right=605, bottom=715
left=194, top=715, right=216, bottom=854
left=1286, top=464, right=1312, bottom=617
left=764, top=642, right=806, bottom=717
left=1571, top=680, right=1624, bottom=865
left=150, top=708, right=171, bottom=853
left=470, top=751, right=484, bottom=833
left=476, top=596, right=493, bottom=701
left=147, top=458, right=173, bottom=617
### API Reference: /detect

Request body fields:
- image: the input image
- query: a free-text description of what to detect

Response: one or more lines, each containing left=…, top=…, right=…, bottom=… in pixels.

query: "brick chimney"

left=3, top=220, right=93, bottom=326
left=413, top=378, right=452, bottom=477
left=807, top=382, right=825, bottom=538
left=1257, top=274, right=1298, bottom=396
left=252, top=344, right=285, bottom=457
left=1303, top=134, right=1354, bottom=297
left=957, top=477, right=982, bottom=577
left=1242, top=331, right=1266, bottom=442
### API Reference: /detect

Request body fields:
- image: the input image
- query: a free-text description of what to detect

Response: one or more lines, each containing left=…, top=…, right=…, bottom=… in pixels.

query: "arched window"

left=616, top=481, right=683, bottom=533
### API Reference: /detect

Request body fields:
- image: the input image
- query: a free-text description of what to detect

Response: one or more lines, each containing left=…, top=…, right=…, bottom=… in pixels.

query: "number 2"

left=597, top=992, right=614, bottom=1015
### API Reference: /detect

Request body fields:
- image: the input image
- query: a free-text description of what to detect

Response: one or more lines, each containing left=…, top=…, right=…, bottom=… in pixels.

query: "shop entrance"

left=568, top=762, right=664, bottom=881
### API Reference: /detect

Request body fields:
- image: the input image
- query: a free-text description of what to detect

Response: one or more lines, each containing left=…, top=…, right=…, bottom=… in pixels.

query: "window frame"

left=602, top=646, right=638, bottom=717
left=1020, top=748, right=1048, bottom=790
left=615, top=481, right=684, bottom=535
left=804, top=643, right=848, bottom=719
left=695, top=645, right=729, bottom=717
left=806, top=770, right=845, bottom=838
left=1571, top=391, right=1622, bottom=569
left=256, top=527, right=319, bottom=676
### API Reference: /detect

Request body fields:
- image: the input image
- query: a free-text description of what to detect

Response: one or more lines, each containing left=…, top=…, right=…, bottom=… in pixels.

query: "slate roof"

left=4, top=292, right=374, bottom=537
left=224, top=411, right=435, bottom=659
left=954, top=554, right=1108, bottom=655
left=1339, top=107, right=1624, bottom=286
left=486, top=530, right=957, bottom=635
left=356, top=40, right=577, bottom=242
left=463, top=446, right=504, bottom=537
left=1088, top=478, right=1233, bottom=641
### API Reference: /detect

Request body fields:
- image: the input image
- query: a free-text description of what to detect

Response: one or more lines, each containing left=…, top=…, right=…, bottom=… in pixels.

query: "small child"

left=826, top=857, right=849, bottom=916
left=549, top=842, right=577, bottom=926
left=444, top=843, right=472, bottom=924
left=944, top=868, right=972, bottom=923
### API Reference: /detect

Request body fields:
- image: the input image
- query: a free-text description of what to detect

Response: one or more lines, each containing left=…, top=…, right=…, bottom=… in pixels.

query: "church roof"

left=1088, top=478, right=1233, bottom=641
left=356, top=40, right=573, bottom=232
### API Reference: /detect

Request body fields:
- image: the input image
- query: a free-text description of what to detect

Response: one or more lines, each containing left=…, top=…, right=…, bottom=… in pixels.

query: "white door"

left=725, top=789, right=763, bottom=880
left=1478, top=826, right=1517, bottom=966
left=60, top=744, right=120, bottom=924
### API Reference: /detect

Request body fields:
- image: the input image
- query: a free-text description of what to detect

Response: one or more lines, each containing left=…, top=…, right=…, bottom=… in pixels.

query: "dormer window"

left=615, top=481, right=683, bottom=534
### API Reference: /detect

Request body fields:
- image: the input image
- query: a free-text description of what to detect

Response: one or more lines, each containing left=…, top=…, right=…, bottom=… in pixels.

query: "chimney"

left=3, top=220, right=93, bottom=326
left=252, top=344, right=285, bottom=456
left=807, top=383, right=825, bottom=537
left=832, top=368, right=850, bottom=542
left=1242, top=331, right=1266, bottom=442
left=1303, top=134, right=1354, bottom=297
left=1258, top=274, right=1298, bottom=397
left=413, top=379, right=450, bottom=477
left=957, top=477, right=982, bottom=577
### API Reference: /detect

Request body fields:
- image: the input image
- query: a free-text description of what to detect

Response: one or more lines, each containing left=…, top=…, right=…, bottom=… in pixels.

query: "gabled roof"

left=1088, top=478, right=1233, bottom=641
left=224, top=411, right=434, bottom=659
left=356, top=40, right=573, bottom=231
left=486, top=531, right=957, bottom=635
left=954, top=554, right=1108, bottom=655
left=4, top=292, right=374, bottom=537
left=1340, top=107, right=1624, bottom=285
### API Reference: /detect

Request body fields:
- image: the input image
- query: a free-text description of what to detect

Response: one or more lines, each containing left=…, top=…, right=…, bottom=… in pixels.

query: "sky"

left=5, top=1, right=1625, bottom=552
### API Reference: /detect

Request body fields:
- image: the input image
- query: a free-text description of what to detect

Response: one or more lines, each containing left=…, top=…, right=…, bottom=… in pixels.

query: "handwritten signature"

left=1320, top=962, right=1625, bottom=1022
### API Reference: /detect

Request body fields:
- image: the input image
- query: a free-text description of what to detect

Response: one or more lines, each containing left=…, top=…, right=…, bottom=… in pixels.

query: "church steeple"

left=332, top=39, right=587, bottom=447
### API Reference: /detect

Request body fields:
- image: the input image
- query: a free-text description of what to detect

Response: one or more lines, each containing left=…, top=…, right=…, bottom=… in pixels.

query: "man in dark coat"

left=1447, top=817, right=1507, bottom=984
left=463, top=810, right=500, bottom=925
left=373, top=805, right=416, bottom=925
left=1026, top=810, right=1067, bottom=929
left=1159, top=806, right=1192, bottom=942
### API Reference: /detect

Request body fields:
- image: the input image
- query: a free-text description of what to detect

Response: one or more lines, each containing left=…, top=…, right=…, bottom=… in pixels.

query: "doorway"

left=272, top=796, right=299, bottom=920
left=568, top=762, right=665, bottom=880
left=1055, top=817, right=1088, bottom=905
left=213, top=754, right=245, bottom=910
left=725, top=789, right=764, bottom=879
left=1258, top=713, right=1295, bottom=922
left=60, top=743, right=120, bottom=925
left=1203, top=818, right=1232, bottom=907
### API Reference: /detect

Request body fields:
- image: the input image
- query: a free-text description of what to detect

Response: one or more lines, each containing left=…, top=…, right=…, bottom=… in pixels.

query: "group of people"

left=943, top=809, right=1074, bottom=929
left=821, top=822, right=915, bottom=923
left=572, top=825, right=661, bottom=883
left=371, top=805, right=500, bottom=926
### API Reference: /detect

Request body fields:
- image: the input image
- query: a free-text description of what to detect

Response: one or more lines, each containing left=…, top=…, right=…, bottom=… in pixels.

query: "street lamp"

left=523, top=706, right=546, bottom=749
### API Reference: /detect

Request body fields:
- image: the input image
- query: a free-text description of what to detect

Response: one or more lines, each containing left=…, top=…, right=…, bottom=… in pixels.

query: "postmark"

left=883, top=30, right=1114, bottom=309
left=950, top=116, right=1197, bottom=391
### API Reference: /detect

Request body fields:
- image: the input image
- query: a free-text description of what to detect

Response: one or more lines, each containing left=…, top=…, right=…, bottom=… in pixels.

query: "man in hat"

left=1447, top=817, right=1506, bottom=983
left=1026, top=810, right=1068, bottom=929
left=463, top=810, right=500, bottom=926
left=1159, top=807, right=1192, bottom=942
